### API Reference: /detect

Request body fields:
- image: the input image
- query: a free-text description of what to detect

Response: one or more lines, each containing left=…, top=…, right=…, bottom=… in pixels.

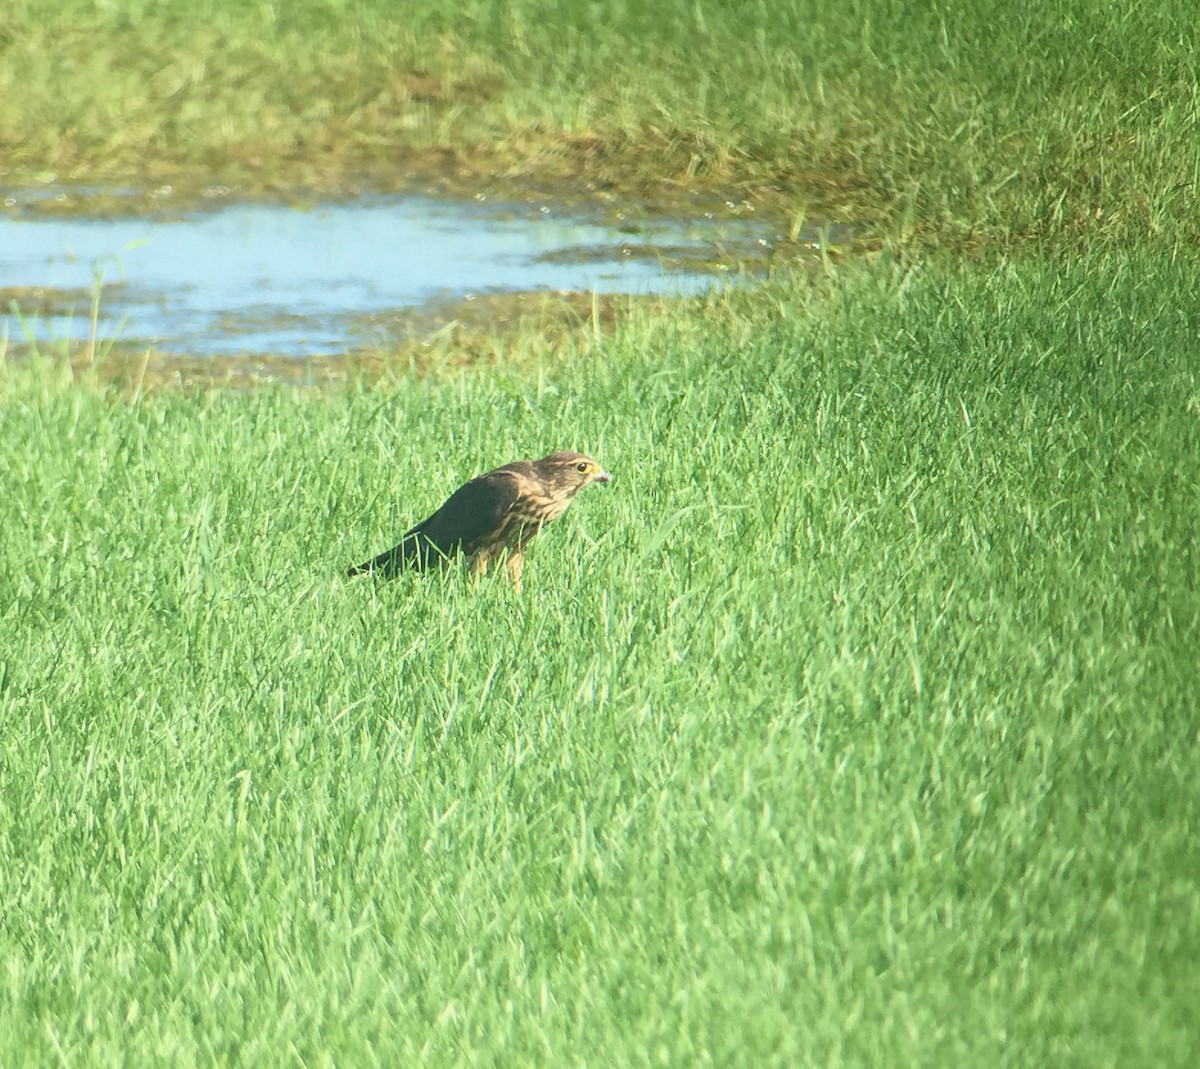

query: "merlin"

left=347, top=451, right=611, bottom=590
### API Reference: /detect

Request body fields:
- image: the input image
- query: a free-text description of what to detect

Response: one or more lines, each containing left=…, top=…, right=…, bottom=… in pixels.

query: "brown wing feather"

left=419, top=470, right=524, bottom=555
left=348, top=470, right=523, bottom=576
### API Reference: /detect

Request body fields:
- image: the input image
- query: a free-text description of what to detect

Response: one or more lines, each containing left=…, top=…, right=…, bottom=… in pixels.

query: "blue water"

left=0, top=195, right=777, bottom=357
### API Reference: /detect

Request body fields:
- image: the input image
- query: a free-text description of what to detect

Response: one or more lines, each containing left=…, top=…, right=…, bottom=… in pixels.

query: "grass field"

left=3, top=246, right=1198, bottom=1065
left=5, top=0, right=1199, bottom=245
left=4, top=0, right=1200, bottom=1065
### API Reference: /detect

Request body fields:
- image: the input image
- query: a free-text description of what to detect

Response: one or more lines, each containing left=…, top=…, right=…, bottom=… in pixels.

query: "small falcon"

left=347, top=451, right=611, bottom=590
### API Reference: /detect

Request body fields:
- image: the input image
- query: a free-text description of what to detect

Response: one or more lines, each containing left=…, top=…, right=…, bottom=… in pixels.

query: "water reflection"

left=0, top=195, right=780, bottom=357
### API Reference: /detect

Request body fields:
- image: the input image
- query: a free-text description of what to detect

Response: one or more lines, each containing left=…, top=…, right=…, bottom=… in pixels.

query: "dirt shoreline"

left=0, top=145, right=851, bottom=232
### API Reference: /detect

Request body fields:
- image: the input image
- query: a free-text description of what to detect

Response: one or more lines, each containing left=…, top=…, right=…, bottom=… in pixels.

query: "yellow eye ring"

left=575, top=461, right=589, bottom=473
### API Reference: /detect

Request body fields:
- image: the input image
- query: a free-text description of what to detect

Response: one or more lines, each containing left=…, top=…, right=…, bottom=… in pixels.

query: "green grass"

left=3, top=1, right=1200, bottom=1063
left=4, top=0, right=1199, bottom=245
left=2, top=245, right=1198, bottom=1065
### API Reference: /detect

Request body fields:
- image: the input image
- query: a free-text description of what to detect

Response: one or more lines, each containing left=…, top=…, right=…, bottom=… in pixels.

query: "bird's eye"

left=576, top=461, right=589, bottom=473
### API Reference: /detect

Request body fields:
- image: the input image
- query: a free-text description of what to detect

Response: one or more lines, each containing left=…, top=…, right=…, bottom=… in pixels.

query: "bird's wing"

left=347, top=469, right=525, bottom=577
left=417, top=470, right=523, bottom=554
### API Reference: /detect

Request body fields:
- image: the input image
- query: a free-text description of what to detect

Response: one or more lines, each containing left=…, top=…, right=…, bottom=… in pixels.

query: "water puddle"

left=0, top=192, right=796, bottom=358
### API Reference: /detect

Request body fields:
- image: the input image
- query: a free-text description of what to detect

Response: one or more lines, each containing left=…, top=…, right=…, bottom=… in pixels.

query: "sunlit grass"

left=3, top=2, right=1198, bottom=1062
left=4, top=0, right=1199, bottom=246
left=2, top=246, right=1198, bottom=1065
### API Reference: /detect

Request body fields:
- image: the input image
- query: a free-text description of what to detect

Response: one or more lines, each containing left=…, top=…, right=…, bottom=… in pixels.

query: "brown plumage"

left=347, top=451, right=611, bottom=590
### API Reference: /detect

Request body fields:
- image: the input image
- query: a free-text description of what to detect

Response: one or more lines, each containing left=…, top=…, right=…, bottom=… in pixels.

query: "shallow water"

left=0, top=194, right=782, bottom=357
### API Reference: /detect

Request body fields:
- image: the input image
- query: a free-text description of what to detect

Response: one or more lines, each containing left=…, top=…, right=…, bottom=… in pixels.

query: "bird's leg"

left=468, top=553, right=488, bottom=582
left=505, top=550, right=525, bottom=592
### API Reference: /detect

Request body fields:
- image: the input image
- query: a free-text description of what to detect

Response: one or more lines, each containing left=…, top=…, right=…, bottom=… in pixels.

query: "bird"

left=347, top=451, right=611, bottom=590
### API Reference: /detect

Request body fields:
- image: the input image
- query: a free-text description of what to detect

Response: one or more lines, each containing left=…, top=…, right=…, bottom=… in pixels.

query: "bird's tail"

left=346, top=528, right=451, bottom=578
left=346, top=543, right=406, bottom=578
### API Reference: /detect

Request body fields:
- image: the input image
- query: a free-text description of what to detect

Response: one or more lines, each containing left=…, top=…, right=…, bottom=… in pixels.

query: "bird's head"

left=536, top=451, right=612, bottom=497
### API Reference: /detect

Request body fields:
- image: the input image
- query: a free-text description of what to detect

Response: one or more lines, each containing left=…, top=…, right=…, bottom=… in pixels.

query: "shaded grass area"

left=2, top=245, right=1198, bottom=1065
left=3, top=1, right=1199, bottom=245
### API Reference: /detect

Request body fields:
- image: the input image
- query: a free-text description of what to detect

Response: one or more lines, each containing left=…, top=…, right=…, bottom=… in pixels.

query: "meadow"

left=4, top=0, right=1199, bottom=246
left=4, top=248, right=1198, bottom=1065
left=3, top=1, right=1200, bottom=1066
